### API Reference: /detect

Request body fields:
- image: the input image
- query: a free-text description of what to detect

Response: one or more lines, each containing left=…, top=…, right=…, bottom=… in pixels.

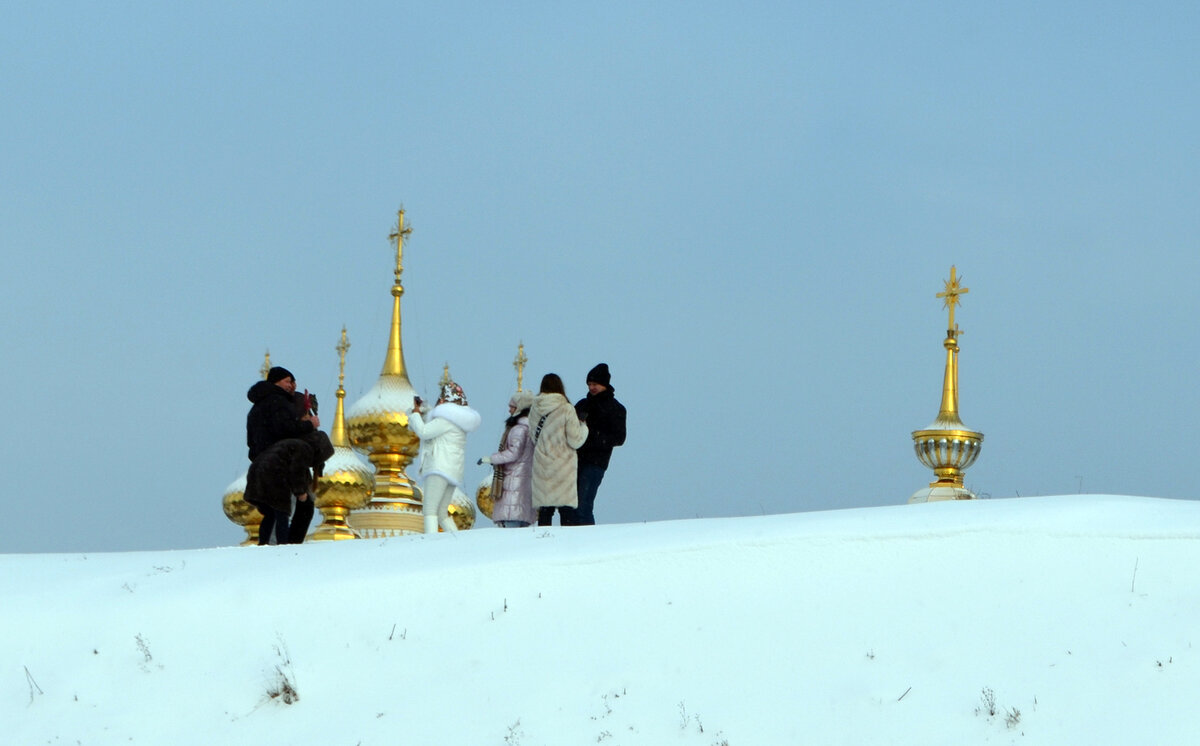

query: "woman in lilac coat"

left=480, top=391, right=535, bottom=527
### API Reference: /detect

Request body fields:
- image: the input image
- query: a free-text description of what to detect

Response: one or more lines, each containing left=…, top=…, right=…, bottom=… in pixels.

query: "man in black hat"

left=244, top=366, right=323, bottom=544
left=572, top=363, right=626, bottom=525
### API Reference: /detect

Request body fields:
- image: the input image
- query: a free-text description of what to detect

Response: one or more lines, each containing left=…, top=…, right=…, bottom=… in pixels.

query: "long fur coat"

left=528, top=393, right=588, bottom=509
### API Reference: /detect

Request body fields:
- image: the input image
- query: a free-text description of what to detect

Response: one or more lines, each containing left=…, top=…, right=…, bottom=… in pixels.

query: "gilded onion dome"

left=221, top=472, right=260, bottom=546
left=909, top=266, right=984, bottom=503
left=311, top=327, right=375, bottom=540
left=346, top=209, right=427, bottom=536
left=475, top=473, right=496, bottom=521
left=448, top=487, right=477, bottom=530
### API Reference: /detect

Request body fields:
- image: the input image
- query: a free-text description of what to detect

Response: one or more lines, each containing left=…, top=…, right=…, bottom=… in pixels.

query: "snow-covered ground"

left=6, top=494, right=1199, bottom=745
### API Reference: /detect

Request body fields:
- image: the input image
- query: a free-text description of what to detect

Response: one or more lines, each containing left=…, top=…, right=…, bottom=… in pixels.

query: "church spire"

left=345, top=206, right=429, bottom=536
left=934, top=266, right=969, bottom=425
left=909, top=266, right=984, bottom=503
left=381, top=208, right=412, bottom=378
left=331, top=326, right=350, bottom=448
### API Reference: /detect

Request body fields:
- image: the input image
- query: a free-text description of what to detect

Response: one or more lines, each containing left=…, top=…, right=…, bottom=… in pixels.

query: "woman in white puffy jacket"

left=480, top=391, right=536, bottom=527
left=407, top=380, right=482, bottom=533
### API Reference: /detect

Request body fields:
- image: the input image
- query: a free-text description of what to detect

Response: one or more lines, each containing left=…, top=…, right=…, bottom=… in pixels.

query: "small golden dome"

left=447, top=487, right=477, bottom=530
left=221, top=473, right=261, bottom=546
left=475, top=473, right=496, bottom=521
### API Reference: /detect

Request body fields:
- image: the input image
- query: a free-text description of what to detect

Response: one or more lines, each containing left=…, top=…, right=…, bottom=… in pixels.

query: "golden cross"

left=513, top=342, right=528, bottom=392
left=335, top=326, right=351, bottom=388
left=388, top=207, right=412, bottom=283
left=440, top=362, right=452, bottom=386
left=936, top=265, right=969, bottom=333
left=260, top=349, right=271, bottom=380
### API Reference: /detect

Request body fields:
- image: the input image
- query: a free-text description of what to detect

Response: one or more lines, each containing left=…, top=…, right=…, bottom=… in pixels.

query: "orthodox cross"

left=335, top=326, right=350, bottom=389
left=936, top=265, right=969, bottom=334
left=260, top=349, right=271, bottom=380
left=388, top=208, right=412, bottom=284
left=513, top=342, right=528, bottom=391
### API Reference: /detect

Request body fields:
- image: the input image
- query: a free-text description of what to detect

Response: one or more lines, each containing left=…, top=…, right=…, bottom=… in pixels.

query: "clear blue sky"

left=3, top=2, right=1197, bottom=552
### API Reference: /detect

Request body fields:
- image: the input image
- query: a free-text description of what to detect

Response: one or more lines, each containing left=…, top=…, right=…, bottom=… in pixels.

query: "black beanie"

left=586, top=363, right=611, bottom=387
left=267, top=366, right=294, bottom=384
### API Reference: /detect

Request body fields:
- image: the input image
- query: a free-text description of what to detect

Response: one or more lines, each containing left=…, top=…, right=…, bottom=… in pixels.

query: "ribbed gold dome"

left=312, top=327, right=376, bottom=541
left=346, top=209, right=427, bottom=536
left=448, top=487, right=477, bottom=530
left=475, top=473, right=496, bottom=521
left=221, top=473, right=261, bottom=546
left=910, top=266, right=984, bottom=503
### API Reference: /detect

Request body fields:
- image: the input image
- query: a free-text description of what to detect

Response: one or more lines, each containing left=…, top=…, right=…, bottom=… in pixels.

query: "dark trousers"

left=258, top=508, right=290, bottom=545
left=288, top=495, right=315, bottom=543
left=257, top=494, right=314, bottom=545
left=537, top=505, right=578, bottom=526
left=575, top=464, right=606, bottom=526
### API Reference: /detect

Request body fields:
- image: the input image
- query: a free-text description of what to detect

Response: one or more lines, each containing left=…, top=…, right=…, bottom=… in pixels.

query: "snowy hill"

left=6, top=494, right=1200, bottom=745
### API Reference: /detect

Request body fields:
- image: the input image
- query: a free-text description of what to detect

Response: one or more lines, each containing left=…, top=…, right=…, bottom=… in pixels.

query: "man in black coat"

left=572, top=363, right=626, bottom=525
left=244, top=366, right=322, bottom=545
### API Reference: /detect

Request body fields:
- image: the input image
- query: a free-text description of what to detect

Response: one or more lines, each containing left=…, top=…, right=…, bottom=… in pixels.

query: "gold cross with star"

left=936, top=265, right=969, bottom=334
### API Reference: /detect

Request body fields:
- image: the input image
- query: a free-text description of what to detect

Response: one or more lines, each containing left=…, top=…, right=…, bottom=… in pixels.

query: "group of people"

left=243, top=366, right=334, bottom=545
left=242, top=362, right=625, bottom=543
left=475, top=363, right=627, bottom=528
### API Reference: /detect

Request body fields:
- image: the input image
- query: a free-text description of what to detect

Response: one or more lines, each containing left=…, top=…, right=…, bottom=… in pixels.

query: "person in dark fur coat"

left=243, top=366, right=326, bottom=544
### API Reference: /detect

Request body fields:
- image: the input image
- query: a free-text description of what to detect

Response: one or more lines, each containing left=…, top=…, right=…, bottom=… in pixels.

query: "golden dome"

left=346, top=208, right=427, bottom=536
left=475, top=473, right=496, bottom=521
left=909, top=266, right=984, bottom=503
left=221, top=473, right=261, bottom=546
left=311, top=327, right=376, bottom=541
left=448, top=487, right=477, bottom=530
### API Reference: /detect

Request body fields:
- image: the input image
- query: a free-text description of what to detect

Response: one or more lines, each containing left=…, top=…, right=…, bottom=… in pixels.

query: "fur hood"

left=429, top=402, right=482, bottom=433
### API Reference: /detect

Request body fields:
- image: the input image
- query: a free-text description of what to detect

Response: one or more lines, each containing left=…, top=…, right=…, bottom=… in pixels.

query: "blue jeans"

left=575, top=464, right=606, bottom=526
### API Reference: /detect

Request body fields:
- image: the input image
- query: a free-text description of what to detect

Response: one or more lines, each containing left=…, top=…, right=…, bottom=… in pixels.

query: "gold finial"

left=936, top=265, right=969, bottom=337
left=380, top=210, right=413, bottom=378
left=336, top=326, right=350, bottom=390
left=388, top=207, right=412, bottom=289
left=513, top=342, right=528, bottom=392
left=909, top=265, right=983, bottom=503
left=331, top=327, right=351, bottom=449
left=439, top=363, right=452, bottom=387
left=260, top=349, right=271, bottom=380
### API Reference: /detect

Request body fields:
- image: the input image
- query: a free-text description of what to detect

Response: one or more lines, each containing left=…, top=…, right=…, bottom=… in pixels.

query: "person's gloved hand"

left=477, top=456, right=492, bottom=465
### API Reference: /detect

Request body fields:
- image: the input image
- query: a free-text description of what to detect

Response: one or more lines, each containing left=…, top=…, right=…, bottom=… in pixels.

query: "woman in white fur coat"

left=407, top=381, right=482, bottom=533
left=528, top=373, right=588, bottom=526
left=479, top=390, right=536, bottom=527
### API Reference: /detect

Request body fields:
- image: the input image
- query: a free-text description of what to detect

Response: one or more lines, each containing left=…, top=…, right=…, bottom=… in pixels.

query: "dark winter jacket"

left=246, top=381, right=316, bottom=461
left=574, top=387, right=626, bottom=470
left=243, top=438, right=318, bottom=514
